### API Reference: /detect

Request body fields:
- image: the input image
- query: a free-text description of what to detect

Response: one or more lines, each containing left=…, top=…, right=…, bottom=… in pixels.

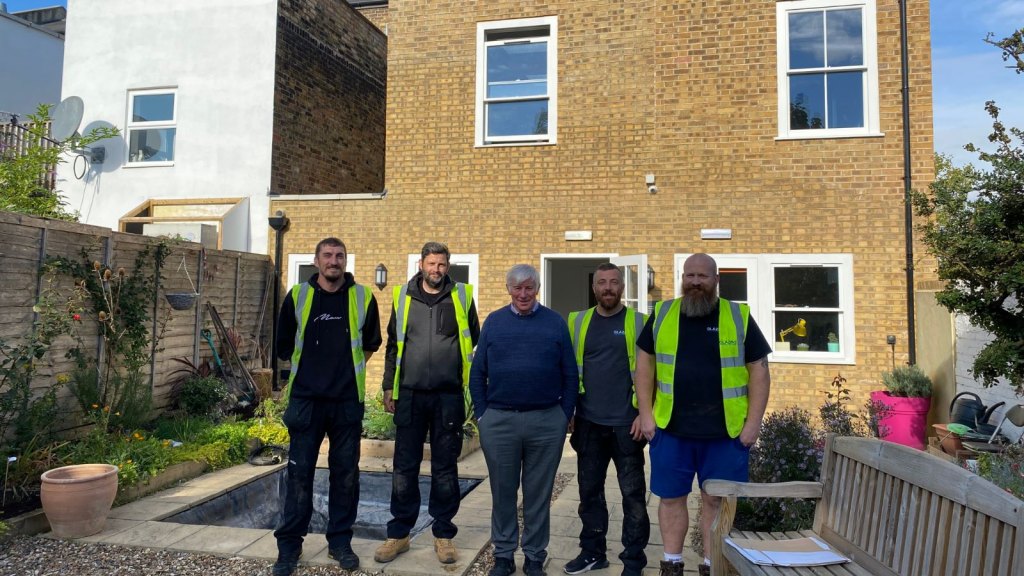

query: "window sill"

left=775, top=131, right=884, bottom=141
left=123, top=161, right=175, bottom=168
left=769, top=351, right=855, bottom=365
left=475, top=141, right=556, bottom=149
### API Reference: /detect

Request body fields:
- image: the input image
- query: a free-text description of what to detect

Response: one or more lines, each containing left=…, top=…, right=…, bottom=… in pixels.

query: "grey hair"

left=506, top=264, right=540, bottom=287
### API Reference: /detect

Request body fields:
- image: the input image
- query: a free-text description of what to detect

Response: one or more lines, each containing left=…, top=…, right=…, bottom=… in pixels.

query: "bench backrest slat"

left=818, top=437, right=1022, bottom=576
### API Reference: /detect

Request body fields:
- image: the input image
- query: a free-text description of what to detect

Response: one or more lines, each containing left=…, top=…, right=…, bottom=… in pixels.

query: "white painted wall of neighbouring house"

left=954, top=310, right=1023, bottom=442
left=0, top=12, right=63, bottom=117
left=56, top=0, right=278, bottom=253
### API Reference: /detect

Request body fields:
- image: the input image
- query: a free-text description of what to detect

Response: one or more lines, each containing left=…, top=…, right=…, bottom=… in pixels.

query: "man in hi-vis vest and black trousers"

left=375, top=242, right=480, bottom=566
left=273, top=237, right=382, bottom=576
left=564, top=263, right=651, bottom=576
left=635, top=253, right=772, bottom=576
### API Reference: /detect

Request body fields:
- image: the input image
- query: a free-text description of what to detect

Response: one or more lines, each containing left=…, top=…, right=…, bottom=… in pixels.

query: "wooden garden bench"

left=704, top=435, right=1023, bottom=576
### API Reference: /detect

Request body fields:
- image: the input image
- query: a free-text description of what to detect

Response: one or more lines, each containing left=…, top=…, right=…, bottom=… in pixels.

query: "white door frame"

left=287, top=253, right=355, bottom=288
left=538, top=253, right=617, bottom=306
left=610, top=254, right=649, bottom=312
left=406, top=253, right=480, bottom=292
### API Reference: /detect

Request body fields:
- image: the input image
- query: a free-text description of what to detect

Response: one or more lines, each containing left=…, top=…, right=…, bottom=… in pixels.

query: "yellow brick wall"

left=273, top=0, right=937, bottom=415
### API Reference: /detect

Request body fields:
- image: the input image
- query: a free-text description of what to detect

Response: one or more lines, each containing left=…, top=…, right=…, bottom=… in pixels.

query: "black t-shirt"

left=636, top=301, right=771, bottom=439
left=578, top=309, right=639, bottom=427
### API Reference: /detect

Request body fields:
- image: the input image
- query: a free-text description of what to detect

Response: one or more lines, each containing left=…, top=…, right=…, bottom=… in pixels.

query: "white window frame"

left=674, top=253, right=855, bottom=365
left=775, top=0, right=882, bottom=140
left=475, top=16, right=558, bottom=147
left=405, top=253, right=480, bottom=294
left=287, top=253, right=355, bottom=288
left=125, top=88, right=178, bottom=166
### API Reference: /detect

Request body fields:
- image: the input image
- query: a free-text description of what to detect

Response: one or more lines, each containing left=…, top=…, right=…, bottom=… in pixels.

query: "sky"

left=4, top=0, right=1021, bottom=169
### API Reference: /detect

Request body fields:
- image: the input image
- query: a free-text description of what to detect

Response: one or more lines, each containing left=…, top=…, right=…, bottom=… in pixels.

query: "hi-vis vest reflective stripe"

left=652, top=297, right=750, bottom=438
left=568, top=307, right=646, bottom=394
left=288, top=282, right=372, bottom=402
left=390, top=282, right=474, bottom=399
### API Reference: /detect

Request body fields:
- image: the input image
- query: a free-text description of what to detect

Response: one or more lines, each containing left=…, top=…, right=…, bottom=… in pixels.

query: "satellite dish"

left=51, top=96, right=84, bottom=141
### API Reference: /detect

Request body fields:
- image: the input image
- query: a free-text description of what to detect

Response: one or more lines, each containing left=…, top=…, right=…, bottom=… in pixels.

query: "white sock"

left=703, top=557, right=712, bottom=566
left=663, top=553, right=683, bottom=563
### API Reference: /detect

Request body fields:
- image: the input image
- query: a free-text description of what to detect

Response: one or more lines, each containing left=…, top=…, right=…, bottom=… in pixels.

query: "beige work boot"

left=434, top=537, right=458, bottom=564
left=374, top=536, right=411, bottom=563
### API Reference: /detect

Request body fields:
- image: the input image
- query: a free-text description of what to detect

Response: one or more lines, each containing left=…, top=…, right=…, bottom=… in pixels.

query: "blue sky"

left=6, top=0, right=1021, bottom=168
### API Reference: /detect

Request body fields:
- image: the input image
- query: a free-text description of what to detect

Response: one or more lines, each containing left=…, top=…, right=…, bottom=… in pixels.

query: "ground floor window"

left=674, top=253, right=854, bottom=364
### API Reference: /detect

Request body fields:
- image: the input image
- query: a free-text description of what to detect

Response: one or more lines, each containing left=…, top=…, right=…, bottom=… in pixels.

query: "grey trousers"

left=479, top=405, right=568, bottom=563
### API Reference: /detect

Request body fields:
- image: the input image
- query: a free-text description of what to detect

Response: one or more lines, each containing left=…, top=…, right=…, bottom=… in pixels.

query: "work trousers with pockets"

left=275, top=396, right=363, bottom=557
left=387, top=389, right=465, bottom=539
left=570, top=417, right=650, bottom=573
left=479, top=405, right=568, bottom=564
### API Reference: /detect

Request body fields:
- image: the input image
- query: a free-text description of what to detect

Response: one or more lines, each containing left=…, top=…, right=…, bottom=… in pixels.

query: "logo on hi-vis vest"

left=613, top=329, right=626, bottom=336
left=721, top=339, right=737, bottom=346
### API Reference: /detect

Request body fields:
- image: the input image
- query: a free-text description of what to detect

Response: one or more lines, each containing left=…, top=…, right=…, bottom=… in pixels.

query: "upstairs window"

left=776, top=0, right=880, bottom=139
left=127, top=89, right=176, bottom=165
left=476, top=17, right=557, bottom=146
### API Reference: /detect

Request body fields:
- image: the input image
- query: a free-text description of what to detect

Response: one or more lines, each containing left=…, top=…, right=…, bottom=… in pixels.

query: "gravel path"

left=0, top=474, right=573, bottom=576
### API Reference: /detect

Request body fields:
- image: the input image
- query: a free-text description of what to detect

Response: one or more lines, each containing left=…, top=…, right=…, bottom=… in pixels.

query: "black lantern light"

left=647, top=265, right=655, bottom=291
left=375, top=263, right=388, bottom=290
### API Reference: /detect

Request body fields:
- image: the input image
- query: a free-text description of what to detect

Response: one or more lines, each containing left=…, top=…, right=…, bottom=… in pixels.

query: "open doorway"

left=541, top=255, right=611, bottom=319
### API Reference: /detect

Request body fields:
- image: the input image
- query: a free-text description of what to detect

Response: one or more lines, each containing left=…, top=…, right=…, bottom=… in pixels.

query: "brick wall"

left=354, top=4, right=388, bottom=32
left=273, top=0, right=937, bottom=414
left=271, top=0, right=387, bottom=196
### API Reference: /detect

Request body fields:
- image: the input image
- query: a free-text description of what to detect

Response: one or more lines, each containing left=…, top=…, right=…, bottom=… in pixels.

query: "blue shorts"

left=649, top=430, right=749, bottom=498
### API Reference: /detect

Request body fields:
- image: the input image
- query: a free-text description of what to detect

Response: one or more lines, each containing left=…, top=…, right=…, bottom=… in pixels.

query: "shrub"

left=819, top=373, right=868, bottom=437
left=741, top=407, right=822, bottom=532
left=172, top=441, right=236, bottom=470
left=195, top=420, right=252, bottom=463
left=150, top=415, right=215, bottom=443
left=882, top=365, right=933, bottom=398
left=249, top=421, right=289, bottom=447
left=178, top=376, right=228, bottom=417
left=362, top=391, right=396, bottom=440
left=975, top=444, right=1024, bottom=499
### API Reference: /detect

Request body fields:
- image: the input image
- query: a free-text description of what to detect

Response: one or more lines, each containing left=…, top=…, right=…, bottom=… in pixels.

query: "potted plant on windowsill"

left=827, top=332, right=840, bottom=353
left=870, top=365, right=933, bottom=450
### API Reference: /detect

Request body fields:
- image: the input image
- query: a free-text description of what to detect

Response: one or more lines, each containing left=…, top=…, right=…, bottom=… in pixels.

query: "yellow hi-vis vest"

left=390, top=282, right=475, bottom=399
left=287, top=282, right=372, bottom=402
left=568, top=307, right=646, bottom=395
left=651, top=297, right=750, bottom=438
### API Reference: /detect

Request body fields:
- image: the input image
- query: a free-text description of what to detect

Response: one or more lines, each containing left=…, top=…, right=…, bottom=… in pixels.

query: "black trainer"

left=489, top=557, right=517, bottom=576
left=328, top=547, right=360, bottom=571
left=524, top=558, right=548, bottom=576
left=271, top=554, right=299, bottom=576
left=564, top=553, right=609, bottom=574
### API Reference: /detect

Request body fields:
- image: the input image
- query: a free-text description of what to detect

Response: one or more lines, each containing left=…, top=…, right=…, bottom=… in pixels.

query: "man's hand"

left=630, top=415, right=644, bottom=441
left=383, top=393, right=395, bottom=414
left=739, top=420, right=761, bottom=447
left=639, top=412, right=656, bottom=441
left=568, top=416, right=575, bottom=434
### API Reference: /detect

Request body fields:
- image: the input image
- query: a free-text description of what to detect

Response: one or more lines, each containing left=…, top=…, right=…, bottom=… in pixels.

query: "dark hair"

left=420, top=241, right=450, bottom=262
left=595, top=262, right=621, bottom=274
left=315, top=237, right=347, bottom=257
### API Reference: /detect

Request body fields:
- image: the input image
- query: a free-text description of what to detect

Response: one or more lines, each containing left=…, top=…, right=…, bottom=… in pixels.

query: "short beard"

left=424, top=273, right=444, bottom=289
left=681, top=289, right=718, bottom=317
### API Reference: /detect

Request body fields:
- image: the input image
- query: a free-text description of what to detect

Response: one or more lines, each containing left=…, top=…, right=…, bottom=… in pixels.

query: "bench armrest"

left=704, top=480, right=824, bottom=499
left=705, top=480, right=824, bottom=576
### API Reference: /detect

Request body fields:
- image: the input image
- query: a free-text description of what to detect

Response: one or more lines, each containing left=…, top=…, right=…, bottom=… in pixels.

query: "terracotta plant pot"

left=870, top=391, right=931, bottom=450
left=40, top=463, right=118, bottom=538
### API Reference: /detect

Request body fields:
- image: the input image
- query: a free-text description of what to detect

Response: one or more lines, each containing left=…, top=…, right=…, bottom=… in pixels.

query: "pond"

left=163, top=470, right=481, bottom=539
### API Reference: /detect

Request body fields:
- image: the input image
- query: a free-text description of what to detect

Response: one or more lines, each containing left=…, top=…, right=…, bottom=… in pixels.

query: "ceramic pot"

left=870, top=391, right=931, bottom=450
left=40, top=463, right=118, bottom=538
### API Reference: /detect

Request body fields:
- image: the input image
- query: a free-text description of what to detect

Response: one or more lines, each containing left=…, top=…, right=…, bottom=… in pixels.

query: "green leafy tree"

left=914, top=105, right=1024, bottom=395
left=0, top=104, right=118, bottom=220
left=984, top=27, right=1024, bottom=74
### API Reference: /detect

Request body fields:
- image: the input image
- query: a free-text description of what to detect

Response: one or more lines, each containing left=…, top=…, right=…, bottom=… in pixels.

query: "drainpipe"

left=898, top=0, right=916, bottom=365
left=268, top=210, right=290, bottom=390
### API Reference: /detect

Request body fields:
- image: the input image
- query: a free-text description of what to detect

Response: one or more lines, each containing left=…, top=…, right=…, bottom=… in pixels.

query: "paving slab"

left=98, top=520, right=204, bottom=548
left=70, top=518, right=142, bottom=543
left=107, top=498, right=188, bottom=521
left=236, top=531, right=326, bottom=562
left=166, top=524, right=267, bottom=555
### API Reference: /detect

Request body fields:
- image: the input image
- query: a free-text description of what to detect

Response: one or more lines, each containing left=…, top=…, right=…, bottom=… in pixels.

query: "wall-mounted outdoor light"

left=647, top=265, right=655, bottom=291
left=375, top=263, right=388, bottom=290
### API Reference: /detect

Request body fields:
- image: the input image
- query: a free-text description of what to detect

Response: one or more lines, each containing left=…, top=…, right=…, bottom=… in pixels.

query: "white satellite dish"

left=51, top=96, right=84, bottom=141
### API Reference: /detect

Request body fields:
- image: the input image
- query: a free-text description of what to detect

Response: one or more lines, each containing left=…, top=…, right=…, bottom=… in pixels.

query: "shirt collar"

left=509, top=301, right=540, bottom=316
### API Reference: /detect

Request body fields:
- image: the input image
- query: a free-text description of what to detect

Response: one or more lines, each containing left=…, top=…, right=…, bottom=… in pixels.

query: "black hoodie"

left=277, top=272, right=382, bottom=401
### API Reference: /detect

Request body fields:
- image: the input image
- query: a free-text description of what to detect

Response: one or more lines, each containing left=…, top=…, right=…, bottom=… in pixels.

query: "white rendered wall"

left=0, top=13, right=63, bottom=117
left=954, top=308, right=1023, bottom=442
left=57, top=0, right=277, bottom=254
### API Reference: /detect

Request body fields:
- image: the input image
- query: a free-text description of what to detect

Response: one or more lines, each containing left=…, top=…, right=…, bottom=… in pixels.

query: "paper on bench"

left=725, top=536, right=849, bottom=567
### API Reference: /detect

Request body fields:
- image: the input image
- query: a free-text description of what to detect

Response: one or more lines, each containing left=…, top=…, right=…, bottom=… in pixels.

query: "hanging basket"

left=165, top=292, right=198, bottom=310
left=165, top=255, right=199, bottom=310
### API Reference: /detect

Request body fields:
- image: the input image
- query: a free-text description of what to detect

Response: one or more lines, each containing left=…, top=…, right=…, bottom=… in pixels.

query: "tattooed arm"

left=740, top=357, right=771, bottom=446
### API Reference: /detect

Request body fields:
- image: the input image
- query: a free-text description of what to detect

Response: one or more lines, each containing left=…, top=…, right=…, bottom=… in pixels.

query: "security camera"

left=647, top=185, right=658, bottom=194
left=268, top=210, right=289, bottom=232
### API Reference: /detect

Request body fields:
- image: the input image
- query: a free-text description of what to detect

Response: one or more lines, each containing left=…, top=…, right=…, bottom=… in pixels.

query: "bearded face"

left=680, top=255, right=719, bottom=317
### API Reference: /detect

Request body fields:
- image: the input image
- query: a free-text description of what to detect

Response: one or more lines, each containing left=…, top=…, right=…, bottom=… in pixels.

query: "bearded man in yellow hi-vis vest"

left=375, top=242, right=480, bottom=567
left=273, top=237, right=382, bottom=576
left=635, top=254, right=772, bottom=576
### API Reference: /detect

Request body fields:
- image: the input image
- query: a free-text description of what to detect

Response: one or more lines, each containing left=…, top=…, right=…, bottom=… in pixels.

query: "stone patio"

left=59, top=440, right=704, bottom=575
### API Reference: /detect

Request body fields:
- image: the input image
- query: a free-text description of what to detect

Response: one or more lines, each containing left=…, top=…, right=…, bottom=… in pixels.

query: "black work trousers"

left=275, top=396, right=363, bottom=556
left=569, top=417, right=650, bottom=573
left=387, top=389, right=465, bottom=539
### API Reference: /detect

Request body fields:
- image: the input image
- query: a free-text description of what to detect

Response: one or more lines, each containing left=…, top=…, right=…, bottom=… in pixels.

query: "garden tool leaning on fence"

left=203, top=302, right=258, bottom=411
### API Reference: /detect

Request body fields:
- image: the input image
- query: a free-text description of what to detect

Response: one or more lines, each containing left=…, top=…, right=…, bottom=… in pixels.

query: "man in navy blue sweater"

left=470, top=264, right=578, bottom=576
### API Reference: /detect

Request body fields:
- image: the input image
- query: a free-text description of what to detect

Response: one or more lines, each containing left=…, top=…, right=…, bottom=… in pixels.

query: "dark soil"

left=1, top=488, right=41, bottom=520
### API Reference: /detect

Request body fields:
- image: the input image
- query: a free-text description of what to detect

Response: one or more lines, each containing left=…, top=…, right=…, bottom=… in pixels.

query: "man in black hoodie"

left=374, top=242, right=480, bottom=566
left=273, top=237, right=381, bottom=576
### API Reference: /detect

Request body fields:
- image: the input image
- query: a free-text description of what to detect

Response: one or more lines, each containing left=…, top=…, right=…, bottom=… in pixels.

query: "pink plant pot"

left=871, top=390, right=931, bottom=450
